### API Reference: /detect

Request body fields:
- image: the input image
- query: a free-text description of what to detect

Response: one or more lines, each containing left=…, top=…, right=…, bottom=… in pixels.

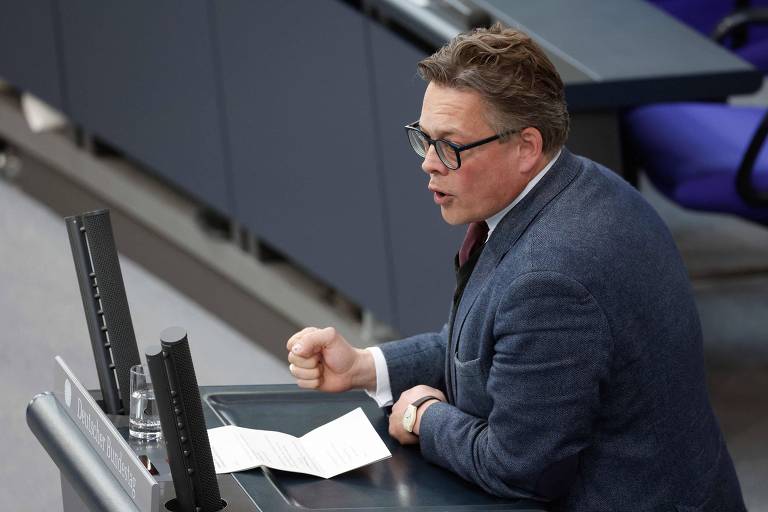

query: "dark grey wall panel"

left=368, top=21, right=463, bottom=336
left=214, top=0, right=395, bottom=325
left=0, top=0, right=65, bottom=109
left=57, top=0, right=232, bottom=214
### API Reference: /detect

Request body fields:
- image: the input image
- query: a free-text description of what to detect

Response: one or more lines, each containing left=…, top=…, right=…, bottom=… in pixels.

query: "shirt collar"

left=485, top=148, right=562, bottom=239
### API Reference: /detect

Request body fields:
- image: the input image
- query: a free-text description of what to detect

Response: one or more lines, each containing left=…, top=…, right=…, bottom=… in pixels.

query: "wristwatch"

left=402, top=395, right=441, bottom=433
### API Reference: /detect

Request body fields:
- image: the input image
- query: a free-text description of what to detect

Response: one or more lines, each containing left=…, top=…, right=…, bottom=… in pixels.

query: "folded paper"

left=208, top=407, right=391, bottom=478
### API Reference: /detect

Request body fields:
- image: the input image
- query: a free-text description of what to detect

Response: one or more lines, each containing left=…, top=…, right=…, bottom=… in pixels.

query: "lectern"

left=28, top=363, right=547, bottom=511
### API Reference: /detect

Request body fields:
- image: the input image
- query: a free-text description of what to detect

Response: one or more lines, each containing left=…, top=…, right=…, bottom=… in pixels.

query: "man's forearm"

left=378, top=328, right=449, bottom=399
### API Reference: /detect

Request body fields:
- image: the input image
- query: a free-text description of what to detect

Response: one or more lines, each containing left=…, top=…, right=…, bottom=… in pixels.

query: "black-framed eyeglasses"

left=404, top=121, right=517, bottom=170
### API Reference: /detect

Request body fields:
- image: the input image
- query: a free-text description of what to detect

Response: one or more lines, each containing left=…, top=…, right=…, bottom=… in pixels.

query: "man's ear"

left=516, top=127, right=544, bottom=174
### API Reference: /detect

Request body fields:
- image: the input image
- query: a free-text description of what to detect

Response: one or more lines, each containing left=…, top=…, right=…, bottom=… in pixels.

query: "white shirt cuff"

left=364, top=346, right=393, bottom=407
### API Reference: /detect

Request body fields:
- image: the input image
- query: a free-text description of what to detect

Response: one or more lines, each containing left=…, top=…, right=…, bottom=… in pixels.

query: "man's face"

left=419, top=83, right=530, bottom=225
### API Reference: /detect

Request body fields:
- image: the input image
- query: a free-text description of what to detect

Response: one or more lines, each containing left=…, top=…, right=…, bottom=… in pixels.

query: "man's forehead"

left=419, top=84, right=489, bottom=137
left=418, top=118, right=464, bottom=139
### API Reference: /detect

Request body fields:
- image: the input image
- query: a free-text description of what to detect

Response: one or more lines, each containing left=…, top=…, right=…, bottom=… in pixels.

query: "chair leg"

left=618, top=120, right=640, bottom=188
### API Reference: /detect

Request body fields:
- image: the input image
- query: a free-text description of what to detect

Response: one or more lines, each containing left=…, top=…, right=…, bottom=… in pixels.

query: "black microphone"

left=146, top=327, right=223, bottom=512
left=66, top=209, right=140, bottom=415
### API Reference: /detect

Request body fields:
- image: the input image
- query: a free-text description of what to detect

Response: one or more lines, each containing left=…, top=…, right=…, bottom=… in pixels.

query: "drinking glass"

left=129, top=364, right=162, bottom=440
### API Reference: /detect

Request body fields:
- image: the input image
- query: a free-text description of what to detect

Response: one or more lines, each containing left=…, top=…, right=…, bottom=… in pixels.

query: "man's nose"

left=421, top=144, right=449, bottom=176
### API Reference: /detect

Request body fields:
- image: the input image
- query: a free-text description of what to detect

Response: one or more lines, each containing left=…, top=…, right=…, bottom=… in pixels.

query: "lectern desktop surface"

left=33, top=382, right=546, bottom=511
left=200, top=384, right=545, bottom=512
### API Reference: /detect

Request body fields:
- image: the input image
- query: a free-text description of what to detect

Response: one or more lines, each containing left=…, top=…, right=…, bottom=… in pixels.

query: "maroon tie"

left=458, top=221, right=489, bottom=267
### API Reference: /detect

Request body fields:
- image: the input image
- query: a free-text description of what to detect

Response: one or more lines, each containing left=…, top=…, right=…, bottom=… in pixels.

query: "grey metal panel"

left=26, top=393, right=140, bottom=512
left=475, top=0, right=762, bottom=110
left=57, top=0, right=232, bottom=214
left=0, top=0, right=65, bottom=109
left=214, top=0, right=395, bottom=325
left=367, top=21, right=463, bottom=336
left=479, top=0, right=748, bottom=80
left=368, top=0, right=462, bottom=48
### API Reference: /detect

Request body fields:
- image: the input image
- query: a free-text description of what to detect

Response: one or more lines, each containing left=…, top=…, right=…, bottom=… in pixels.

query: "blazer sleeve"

left=418, top=271, right=613, bottom=500
left=377, top=322, right=448, bottom=400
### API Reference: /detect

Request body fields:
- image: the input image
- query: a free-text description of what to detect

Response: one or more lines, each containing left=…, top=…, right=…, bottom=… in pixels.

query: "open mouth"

left=432, top=190, right=452, bottom=205
left=429, top=185, right=451, bottom=204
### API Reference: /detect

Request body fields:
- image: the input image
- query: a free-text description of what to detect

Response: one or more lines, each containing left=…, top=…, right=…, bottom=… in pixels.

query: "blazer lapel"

left=449, top=149, right=583, bottom=355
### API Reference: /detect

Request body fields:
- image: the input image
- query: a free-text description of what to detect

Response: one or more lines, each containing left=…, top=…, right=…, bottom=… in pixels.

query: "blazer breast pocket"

left=453, top=355, right=492, bottom=418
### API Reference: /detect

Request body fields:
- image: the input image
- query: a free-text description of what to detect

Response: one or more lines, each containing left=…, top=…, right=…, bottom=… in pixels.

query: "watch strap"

left=411, top=395, right=441, bottom=408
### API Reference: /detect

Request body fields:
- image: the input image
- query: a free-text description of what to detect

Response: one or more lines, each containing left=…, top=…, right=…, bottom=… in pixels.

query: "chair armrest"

left=736, top=109, right=768, bottom=205
left=712, top=7, right=768, bottom=44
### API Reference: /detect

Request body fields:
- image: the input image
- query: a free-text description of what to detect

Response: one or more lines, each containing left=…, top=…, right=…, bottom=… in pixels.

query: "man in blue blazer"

left=287, top=24, right=744, bottom=511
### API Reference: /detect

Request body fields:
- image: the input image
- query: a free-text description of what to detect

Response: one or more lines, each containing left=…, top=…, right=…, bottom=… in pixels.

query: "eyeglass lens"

left=408, top=130, right=459, bottom=169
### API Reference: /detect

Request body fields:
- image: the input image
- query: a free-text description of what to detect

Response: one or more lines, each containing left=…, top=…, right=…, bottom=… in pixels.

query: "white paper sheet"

left=21, top=93, right=67, bottom=132
left=207, top=407, right=391, bottom=478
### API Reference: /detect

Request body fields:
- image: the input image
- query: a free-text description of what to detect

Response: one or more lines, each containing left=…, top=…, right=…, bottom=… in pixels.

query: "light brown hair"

left=417, top=23, right=569, bottom=154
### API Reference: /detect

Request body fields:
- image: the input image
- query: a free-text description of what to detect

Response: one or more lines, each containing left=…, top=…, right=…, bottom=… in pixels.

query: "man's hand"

left=389, top=385, right=446, bottom=445
left=286, top=327, right=376, bottom=393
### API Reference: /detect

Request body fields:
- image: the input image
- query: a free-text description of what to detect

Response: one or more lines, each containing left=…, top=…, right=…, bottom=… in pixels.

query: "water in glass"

left=129, top=364, right=162, bottom=441
left=129, top=388, right=161, bottom=440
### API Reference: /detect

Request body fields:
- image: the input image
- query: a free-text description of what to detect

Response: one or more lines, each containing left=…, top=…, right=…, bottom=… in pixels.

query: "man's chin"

left=440, top=207, right=467, bottom=226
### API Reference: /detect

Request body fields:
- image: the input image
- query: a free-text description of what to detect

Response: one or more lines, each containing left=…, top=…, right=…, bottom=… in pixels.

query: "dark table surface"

left=376, top=0, right=762, bottom=111
left=199, top=384, right=547, bottom=512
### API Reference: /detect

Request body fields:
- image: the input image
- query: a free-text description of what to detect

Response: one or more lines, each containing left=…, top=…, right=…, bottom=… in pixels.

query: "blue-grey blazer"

left=379, top=149, right=745, bottom=511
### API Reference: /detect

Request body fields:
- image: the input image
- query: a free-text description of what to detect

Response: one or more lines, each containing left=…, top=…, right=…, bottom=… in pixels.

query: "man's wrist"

left=352, top=348, right=377, bottom=392
left=413, top=398, right=440, bottom=435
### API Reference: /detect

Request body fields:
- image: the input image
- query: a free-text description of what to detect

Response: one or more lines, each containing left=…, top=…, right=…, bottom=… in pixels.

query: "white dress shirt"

left=365, top=150, right=562, bottom=406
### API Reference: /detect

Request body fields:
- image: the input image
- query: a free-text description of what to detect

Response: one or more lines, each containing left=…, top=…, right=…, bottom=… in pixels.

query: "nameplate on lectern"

left=53, top=356, right=159, bottom=511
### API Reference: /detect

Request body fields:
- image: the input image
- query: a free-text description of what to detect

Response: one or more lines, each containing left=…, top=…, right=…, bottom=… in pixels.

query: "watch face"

left=403, top=405, right=416, bottom=432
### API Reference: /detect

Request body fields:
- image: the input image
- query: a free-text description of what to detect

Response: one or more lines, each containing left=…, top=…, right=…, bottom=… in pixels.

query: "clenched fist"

left=286, top=326, right=377, bottom=393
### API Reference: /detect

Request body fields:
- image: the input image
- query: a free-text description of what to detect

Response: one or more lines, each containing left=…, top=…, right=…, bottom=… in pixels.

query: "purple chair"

left=623, top=103, right=768, bottom=224
left=621, top=3, right=768, bottom=225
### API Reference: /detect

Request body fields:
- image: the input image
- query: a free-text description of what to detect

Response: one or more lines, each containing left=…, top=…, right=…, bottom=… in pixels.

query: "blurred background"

left=1, top=0, right=766, bottom=509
